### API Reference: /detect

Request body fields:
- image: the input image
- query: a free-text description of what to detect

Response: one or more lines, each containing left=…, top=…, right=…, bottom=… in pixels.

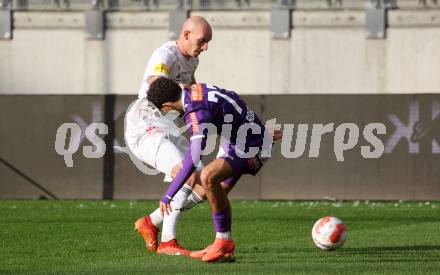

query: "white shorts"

left=129, top=133, right=189, bottom=180
left=124, top=98, right=199, bottom=181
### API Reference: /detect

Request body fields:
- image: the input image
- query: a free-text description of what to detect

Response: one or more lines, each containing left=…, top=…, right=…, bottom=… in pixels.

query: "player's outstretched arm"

left=160, top=134, right=207, bottom=215
left=171, top=163, right=201, bottom=188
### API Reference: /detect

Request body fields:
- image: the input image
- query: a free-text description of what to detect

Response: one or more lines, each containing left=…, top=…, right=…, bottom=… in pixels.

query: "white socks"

left=216, top=231, right=231, bottom=240
left=161, top=185, right=192, bottom=242
left=184, top=190, right=204, bottom=210
left=149, top=208, right=163, bottom=227
left=148, top=185, right=205, bottom=242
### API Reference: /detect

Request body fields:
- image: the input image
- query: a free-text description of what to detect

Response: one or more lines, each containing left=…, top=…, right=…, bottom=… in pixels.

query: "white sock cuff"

left=180, top=184, right=193, bottom=196
left=181, top=191, right=204, bottom=211
left=189, top=191, right=204, bottom=204
left=216, top=231, right=231, bottom=240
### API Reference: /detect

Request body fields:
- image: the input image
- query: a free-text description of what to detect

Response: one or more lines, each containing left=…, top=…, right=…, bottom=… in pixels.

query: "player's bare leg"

left=189, top=131, right=281, bottom=257
left=196, top=158, right=237, bottom=262
left=190, top=170, right=239, bottom=260
left=201, top=160, right=231, bottom=212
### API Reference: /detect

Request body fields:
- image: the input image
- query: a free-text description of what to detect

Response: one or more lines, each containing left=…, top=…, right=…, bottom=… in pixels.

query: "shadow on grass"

left=341, top=245, right=440, bottom=253
left=242, top=244, right=440, bottom=253
left=239, top=245, right=440, bottom=264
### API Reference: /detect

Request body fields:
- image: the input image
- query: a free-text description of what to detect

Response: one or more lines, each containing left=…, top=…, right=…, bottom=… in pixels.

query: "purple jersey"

left=161, top=84, right=267, bottom=203
left=184, top=84, right=265, bottom=149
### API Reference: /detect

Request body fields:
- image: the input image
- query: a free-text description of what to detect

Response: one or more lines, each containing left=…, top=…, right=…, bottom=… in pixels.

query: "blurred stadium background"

left=1, top=0, right=439, bottom=200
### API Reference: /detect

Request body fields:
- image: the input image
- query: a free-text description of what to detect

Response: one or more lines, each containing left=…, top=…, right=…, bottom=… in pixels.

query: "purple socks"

left=212, top=207, right=231, bottom=233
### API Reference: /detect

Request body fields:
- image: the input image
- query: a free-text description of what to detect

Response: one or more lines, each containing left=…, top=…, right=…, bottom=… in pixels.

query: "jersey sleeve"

left=146, top=48, right=174, bottom=81
left=160, top=108, right=212, bottom=204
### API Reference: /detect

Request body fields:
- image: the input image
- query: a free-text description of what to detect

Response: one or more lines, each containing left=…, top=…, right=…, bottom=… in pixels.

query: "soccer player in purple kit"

left=147, top=77, right=282, bottom=262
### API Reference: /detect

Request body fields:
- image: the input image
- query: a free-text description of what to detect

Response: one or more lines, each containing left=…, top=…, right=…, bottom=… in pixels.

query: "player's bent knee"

left=200, top=169, right=216, bottom=189
left=221, top=182, right=233, bottom=194
left=199, top=170, right=210, bottom=187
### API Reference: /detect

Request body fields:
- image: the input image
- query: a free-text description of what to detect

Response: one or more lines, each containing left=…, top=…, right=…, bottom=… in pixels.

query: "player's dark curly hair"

left=146, top=77, right=182, bottom=109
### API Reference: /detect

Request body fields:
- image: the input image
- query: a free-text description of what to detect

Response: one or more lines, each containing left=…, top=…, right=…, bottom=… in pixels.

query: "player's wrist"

left=161, top=195, right=172, bottom=204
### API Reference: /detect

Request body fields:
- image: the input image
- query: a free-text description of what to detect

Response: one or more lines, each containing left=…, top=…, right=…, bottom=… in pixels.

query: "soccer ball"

left=312, top=216, right=347, bottom=251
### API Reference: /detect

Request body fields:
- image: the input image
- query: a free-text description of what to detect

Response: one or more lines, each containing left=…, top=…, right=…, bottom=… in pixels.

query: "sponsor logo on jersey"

left=190, top=84, right=203, bottom=101
left=189, top=112, right=200, bottom=133
left=153, top=63, right=170, bottom=75
left=246, top=109, right=255, bottom=123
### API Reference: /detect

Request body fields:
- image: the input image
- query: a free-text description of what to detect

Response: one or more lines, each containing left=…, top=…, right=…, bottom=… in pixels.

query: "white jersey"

left=125, top=41, right=199, bottom=180
left=138, top=41, right=199, bottom=99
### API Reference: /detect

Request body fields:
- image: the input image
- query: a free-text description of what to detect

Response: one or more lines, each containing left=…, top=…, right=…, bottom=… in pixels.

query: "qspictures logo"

left=55, top=97, right=410, bottom=174
left=51, top=98, right=413, bottom=175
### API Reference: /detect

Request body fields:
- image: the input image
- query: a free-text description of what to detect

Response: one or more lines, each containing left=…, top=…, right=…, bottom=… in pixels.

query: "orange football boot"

left=157, top=239, right=191, bottom=256
left=134, top=216, right=159, bottom=251
left=201, top=239, right=235, bottom=263
left=189, top=244, right=213, bottom=259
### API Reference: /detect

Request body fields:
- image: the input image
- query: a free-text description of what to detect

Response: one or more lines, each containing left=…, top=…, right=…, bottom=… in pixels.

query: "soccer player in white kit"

left=127, top=16, right=212, bottom=255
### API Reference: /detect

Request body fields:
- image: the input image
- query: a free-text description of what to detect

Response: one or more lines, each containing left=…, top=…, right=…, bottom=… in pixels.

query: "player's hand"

left=160, top=201, right=172, bottom=216
left=272, top=129, right=283, bottom=141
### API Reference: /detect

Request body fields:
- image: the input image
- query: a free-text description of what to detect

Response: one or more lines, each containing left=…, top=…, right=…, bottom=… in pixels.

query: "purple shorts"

left=219, top=144, right=268, bottom=177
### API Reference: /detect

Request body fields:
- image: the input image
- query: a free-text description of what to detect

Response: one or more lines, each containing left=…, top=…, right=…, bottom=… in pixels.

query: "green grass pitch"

left=1, top=200, right=440, bottom=274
